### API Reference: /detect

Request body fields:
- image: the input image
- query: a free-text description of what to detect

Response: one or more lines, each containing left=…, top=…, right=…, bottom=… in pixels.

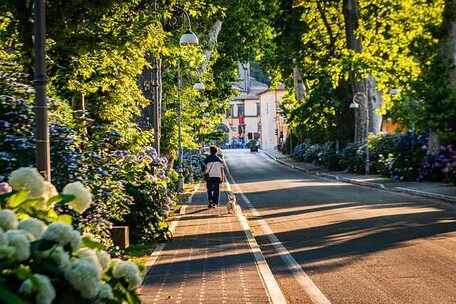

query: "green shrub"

left=339, top=143, right=366, bottom=173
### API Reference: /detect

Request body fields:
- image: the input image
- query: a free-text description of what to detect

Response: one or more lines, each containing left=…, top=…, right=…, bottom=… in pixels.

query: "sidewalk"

left=140, top=183, right=276, bottom=304
left=263, top=149, right=456, bottom=203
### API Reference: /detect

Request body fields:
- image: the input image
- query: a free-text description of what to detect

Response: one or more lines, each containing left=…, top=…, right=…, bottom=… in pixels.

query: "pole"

left=365, top=93, right=370, bottom=175
left=177, top=61, right=184, bottom=193
left=289, top=128, right=292, bottom=155
left=274, top=89, right=279, bottom=150
left=354, top=108, right=358, bottom=143
left=34, top=0, right=51, bottom=181
left=153, top=57, right=161, bottom=155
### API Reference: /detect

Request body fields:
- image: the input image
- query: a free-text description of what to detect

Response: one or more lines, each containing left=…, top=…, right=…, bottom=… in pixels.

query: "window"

left=238, top=104, right=245, bottom=117
left=256, top=103, right=261, bottom=116
left=231, top=104, right=237, bottom=118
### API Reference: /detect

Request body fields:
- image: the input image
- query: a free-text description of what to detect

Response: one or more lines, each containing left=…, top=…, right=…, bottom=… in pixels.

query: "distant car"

left=248, top=140, right=259, bottom=152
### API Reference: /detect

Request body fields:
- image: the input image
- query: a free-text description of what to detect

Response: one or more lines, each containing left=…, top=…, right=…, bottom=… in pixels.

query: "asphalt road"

left=224, top=149, right=456, bottom=304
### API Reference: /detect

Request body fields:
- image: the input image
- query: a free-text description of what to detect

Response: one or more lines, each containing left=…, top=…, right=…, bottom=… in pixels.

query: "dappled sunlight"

left=255, top=208, right=456, bottom=271
left=233, top=179, right=351, bottom=194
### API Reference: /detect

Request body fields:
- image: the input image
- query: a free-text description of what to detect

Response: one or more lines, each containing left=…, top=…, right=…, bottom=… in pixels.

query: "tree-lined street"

left=2, top=0, right=456, bottom=302
left=225, top=150, right=456, bottom=304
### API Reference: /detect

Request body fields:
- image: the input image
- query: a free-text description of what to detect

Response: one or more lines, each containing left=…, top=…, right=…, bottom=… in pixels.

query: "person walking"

left=204, top=146, right=225, bottom=208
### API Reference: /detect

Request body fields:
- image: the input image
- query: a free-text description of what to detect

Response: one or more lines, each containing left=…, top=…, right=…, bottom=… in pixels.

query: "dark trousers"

left=207, top=177, right=221, bottom=204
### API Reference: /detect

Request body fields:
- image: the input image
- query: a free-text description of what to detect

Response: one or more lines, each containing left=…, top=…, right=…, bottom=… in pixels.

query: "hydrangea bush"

left=181, top=150, right=205, bottom=182
left=0, top=70, right=82, bottom=188
left=291, top=132, right=455, bottom=184
left=0, top=168, right=143, bottom=304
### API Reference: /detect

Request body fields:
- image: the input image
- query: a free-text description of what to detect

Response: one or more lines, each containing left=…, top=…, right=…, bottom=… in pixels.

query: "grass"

left=124, top=243, right=157, bottom=271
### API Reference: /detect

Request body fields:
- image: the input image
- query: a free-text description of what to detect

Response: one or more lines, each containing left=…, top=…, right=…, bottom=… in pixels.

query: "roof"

left=232, top=95, right=260, bottom=101
left=256, top=84, right=287, bottom=96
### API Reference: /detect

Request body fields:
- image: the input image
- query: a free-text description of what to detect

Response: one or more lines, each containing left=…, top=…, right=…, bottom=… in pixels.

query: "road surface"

left=224, top=149, right=456, bottom=304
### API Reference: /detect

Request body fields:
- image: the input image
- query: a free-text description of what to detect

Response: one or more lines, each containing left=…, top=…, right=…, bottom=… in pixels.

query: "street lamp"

left=193, top=82, right=205, bottom=91
left=350, top=92, right=370, bottom=175
left=34, top=0, right=51, bottom=181
left=177, top=14, right=199, bottom=194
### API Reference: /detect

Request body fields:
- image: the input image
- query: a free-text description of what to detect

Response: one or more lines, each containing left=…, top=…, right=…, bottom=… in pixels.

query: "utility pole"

left=152, top=57, right=162, bottom=154
left=177, top=60, right=184, bottom=193
left=34, top=0, right=51, bottom=181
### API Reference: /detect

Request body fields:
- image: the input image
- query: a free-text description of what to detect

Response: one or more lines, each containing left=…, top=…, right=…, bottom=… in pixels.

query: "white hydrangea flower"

left=18, top=218, right=47, bottom=240
left=42, top=222, right=74, bottom=247
left=37, top=246, right=70, bottom=270
left=19, top=274, right=56, bottom=304
left=112, top=260, right=143, bottom=289
left=62, top=182, right=92, bottom=213
left=97, top=282, right=114, bottom=300
left=0, top=209, right=18, bottom=231
left=41, top=181, right=58, bottom=203
left=0, top=228, right=8, bottom=246
left=65, top=259, right=101, bottom=299
left=8, top=167, right=45, bottom=197
left=69, top=230, right=81, bottom=252
left=78, top=248, right=102, bottom=273
left=6, top=230, right=31, bottom=261
left=96, top=250, right=111, bottom=272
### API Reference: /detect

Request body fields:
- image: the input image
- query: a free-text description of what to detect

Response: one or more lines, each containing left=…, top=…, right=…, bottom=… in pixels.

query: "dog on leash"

left=226, top=192, right=237, bottom=214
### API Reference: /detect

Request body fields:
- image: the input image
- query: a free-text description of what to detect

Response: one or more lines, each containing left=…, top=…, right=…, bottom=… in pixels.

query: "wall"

left=259, top=90, right=286, bottom=151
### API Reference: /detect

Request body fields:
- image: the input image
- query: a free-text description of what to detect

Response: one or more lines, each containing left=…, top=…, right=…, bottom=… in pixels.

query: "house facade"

left=223, top=63, right=287, bottom=151
left=258, top=88, right=287, bottom=151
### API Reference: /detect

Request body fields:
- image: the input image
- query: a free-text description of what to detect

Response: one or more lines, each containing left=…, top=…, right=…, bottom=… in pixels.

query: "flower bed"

left=291, top=132, right=456, bottom=185
left=0, top=168, right=143, bottom=303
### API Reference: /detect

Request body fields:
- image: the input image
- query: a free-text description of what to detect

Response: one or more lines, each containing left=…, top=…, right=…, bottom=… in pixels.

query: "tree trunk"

left=342, top=0, right=382, bottom=142
left=200, top=20, right=223, bottom=74
left=440, top=0, right=456, bottom=83
left=367, top=76, right=383, bottom=134
left=428, top=0, right=456, bottom=151
left=293, top=65, right=306, bottom=102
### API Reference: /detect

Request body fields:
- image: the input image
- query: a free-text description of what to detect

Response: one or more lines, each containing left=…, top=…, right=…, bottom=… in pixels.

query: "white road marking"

left=225, top=163, right=332, bottom=304
left=224, top=178, right=288, bottom=304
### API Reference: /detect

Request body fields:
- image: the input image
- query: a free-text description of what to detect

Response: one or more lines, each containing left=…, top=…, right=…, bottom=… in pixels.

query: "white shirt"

left=206, top=161, right=224, bottom=178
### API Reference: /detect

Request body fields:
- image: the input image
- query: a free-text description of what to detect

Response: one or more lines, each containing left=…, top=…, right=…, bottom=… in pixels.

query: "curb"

left=262, top=150, right=456, bottom=204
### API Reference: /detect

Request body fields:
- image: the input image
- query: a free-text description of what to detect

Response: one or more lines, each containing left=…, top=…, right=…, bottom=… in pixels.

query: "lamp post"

left=176, top=13, right=199, bottom=193
left=34, top=0, right=51, bottom=181
left=349, top=92, right=370, bottom=175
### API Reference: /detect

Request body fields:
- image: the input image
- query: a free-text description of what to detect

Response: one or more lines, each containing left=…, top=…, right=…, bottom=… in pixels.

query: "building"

left=258, top=87, right=286, bottom=151
left=223, top=63, right=287, bottom=151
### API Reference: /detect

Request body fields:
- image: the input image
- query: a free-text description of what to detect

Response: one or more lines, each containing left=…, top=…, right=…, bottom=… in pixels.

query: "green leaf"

left=7, top=191, right=29, bottom=208
left=30, top=239, right=57, bottom=252
left=47, top=194, right=76, bottom=206
left=15, top=265, right=32, bottom=280
left=56, top=214, right=72, bottom=225
left=81, top=236, right=104, bottom=250
left=47, top=209, right=58, bottom=221
left=0, top=282, right=28, bottom=304
left=0, top=191, right=16, bottom=203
